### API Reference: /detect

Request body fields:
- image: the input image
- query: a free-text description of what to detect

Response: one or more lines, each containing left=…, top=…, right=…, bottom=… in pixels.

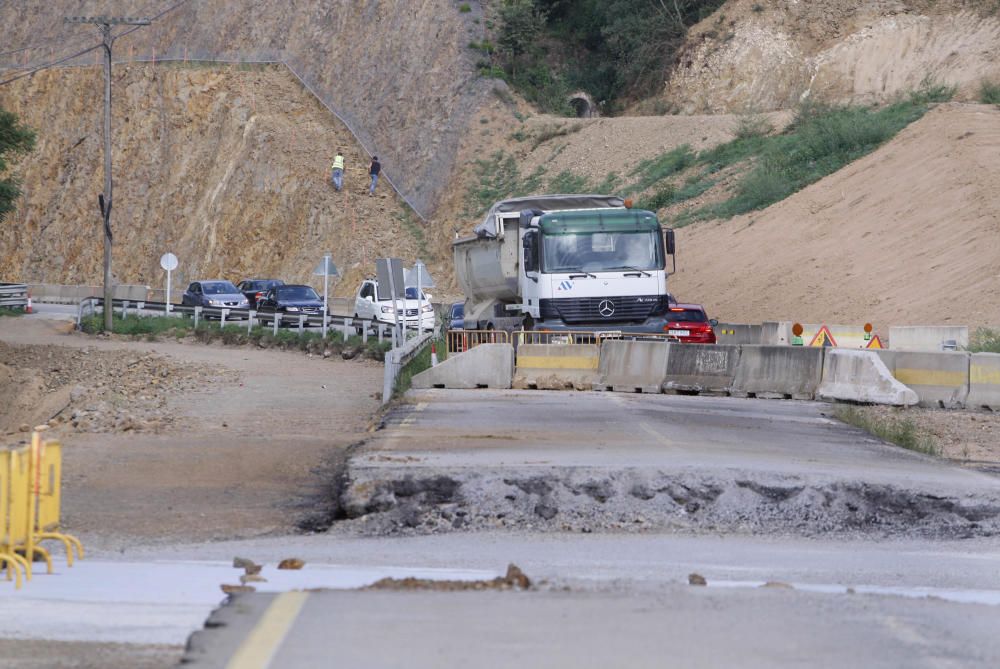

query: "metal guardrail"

left=0, top=283, right=28, bottom=309
left=75, top=296, right=434, bottom=345
left=446, top=329, right=677, bottom=353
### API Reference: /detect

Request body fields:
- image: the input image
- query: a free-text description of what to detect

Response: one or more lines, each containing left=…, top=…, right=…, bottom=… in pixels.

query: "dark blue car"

left=256, top=284, right=324, bottom=324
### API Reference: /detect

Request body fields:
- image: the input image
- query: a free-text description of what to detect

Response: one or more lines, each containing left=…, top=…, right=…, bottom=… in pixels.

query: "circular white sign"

left=160, top=252, right=178, bottom=271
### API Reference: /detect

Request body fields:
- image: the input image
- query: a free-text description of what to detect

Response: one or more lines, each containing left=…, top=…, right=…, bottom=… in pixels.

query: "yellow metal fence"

left=447, top=329, right=677, bottom=353
left=1, top=430, right=83, bottom=589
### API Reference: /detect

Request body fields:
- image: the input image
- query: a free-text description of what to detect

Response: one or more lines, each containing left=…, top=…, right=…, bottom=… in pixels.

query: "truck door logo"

left=598, top=300, right=615, bottom=317
left=557, top=281, right=574, bottom=291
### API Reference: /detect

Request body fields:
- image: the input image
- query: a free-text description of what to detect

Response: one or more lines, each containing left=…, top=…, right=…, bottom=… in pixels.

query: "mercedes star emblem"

left=598, top=299, right=615, bottom=318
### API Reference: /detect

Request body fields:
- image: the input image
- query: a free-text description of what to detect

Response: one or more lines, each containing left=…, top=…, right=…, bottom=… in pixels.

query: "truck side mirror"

left=665, top=229, right=676, bottom=256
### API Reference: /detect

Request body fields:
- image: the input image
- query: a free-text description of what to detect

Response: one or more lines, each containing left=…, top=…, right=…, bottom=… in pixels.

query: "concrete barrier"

left=714, top=324, right=762, bottom=346
left=818, top=349, right=918, bottom=406
left=411, top=343, right=514, bottom=390
left=889, top=326, right=969, bottom=352
left=513, top=344, right=600, bottom=391
left=731, top=346, right=825, bottom=400
left=662, top=344, right=741, bottom=395
left=891, top=351, right=969, bottom=408
left=594, top=340, right=670, bottom=393
left=966, top=353, right=1000, bottom=410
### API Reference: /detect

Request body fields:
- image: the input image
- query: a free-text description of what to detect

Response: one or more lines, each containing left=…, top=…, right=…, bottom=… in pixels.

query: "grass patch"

left=0, top=307, right=25, bottom=317
left=628, top=145, right=696, bottom=192
left=548, top=170, right=591, bottom=193
left=979, top=80, right=1000, bottom=105
left=394, top=336, right=447, bottom=397
left=80, top=313, right=192, bottom=336
left=967, top=327, right=1000, bottom=353
left=465, top=150, right=546, bottom=216
left=835, top=406, right=940, bottom=457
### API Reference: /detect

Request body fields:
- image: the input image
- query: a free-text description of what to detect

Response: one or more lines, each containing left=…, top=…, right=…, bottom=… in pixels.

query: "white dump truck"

left=453, top=195, right=676, bottom=333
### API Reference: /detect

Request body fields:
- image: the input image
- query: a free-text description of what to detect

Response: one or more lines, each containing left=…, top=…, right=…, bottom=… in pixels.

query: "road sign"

left=160, top=252, right=178, bottom=312
left=809, top=325, right=837, bottom=347
left=866, top=334, right=884, bottom=349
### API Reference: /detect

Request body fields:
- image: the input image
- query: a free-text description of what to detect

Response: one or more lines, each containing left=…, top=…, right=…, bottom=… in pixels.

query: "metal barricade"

left=446, top=329, right=511, bottom=354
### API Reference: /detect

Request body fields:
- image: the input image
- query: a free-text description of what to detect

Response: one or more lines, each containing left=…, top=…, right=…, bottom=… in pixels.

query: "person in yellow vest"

left=330, top=151, right=345, bottom=191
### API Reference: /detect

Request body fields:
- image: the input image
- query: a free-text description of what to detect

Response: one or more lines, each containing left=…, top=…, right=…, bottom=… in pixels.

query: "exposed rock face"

left=0, top=0, right=493, bottom=217
left=664, top=0, right=1000, bottom=113
left=0, top=65, right=427, bottom=292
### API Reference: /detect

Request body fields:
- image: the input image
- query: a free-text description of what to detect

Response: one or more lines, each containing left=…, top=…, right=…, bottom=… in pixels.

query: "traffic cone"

left=25, top=291, right=33, bottom=314
left=431, top=342, right=439, bottom=366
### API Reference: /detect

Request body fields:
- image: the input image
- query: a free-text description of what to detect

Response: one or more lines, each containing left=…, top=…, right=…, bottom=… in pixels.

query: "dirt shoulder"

left=0, top=319, right=382, bottom=549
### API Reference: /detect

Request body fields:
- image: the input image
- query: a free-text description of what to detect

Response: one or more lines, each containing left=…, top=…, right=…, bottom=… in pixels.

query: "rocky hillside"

left=661, top=0, right=1000, bottom=113
left=0, top=65, right=426, bottom=295
left=0, top=0, right=492, bottom=216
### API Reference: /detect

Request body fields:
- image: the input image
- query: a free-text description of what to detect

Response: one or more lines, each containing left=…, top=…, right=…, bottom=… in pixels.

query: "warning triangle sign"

left=866, top=334, right=884, bottom=349
left=809, top=325, right=837, bottom=348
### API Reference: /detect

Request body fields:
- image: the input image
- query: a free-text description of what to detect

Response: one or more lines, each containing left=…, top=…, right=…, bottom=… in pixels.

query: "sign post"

left=377, top=258, right=405, bottom=346
left=313, top=254, right=340, bottom=339
left=407, top=260, right=435, bottom=337
left=159, top=252, right=178, bottom=313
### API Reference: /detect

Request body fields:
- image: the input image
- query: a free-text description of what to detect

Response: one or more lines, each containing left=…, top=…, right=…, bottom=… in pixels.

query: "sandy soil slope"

left=671, top=104, right=1000, bottom=328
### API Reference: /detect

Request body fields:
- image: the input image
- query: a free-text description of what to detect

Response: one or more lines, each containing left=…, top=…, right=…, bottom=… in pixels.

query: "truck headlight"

left=380, top=305, right=394, bottom=314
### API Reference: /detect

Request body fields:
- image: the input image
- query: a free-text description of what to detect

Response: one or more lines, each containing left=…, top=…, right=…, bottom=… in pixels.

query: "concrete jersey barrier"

left=890, top=351, right=969, bottom=409
left=662, top=344, right=741, bottom=395
left=818, top=349, right=918, bottom=406
left=889, top=326, right=969, bottom=351
left=966, top=353, right=1000, bottom=410
left=594, top=340, right=670, bottom=393
left=731, top=346, right=825, bottom=400
left=513, top=344, right=600, bottom=391
left=411, top=343, right=514, bottom=390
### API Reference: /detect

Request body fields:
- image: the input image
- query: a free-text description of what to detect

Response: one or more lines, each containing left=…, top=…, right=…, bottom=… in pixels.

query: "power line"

left=0, top=32, right=94, bottom=59
left=0, top=43, right=103, bottom=87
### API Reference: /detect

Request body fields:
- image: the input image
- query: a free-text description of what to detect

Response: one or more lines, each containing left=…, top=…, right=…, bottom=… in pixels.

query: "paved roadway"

left=180, top=389, right=1000, bottom=667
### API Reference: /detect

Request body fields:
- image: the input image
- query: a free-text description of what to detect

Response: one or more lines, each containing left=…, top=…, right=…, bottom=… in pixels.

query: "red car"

left=663, top=303, right=717, bottom=344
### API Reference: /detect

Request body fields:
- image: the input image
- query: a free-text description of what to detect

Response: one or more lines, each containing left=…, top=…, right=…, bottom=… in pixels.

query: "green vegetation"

left=629, top=145, right=696, bottom=192
left=979, top=79, right=1000, bottom=105
left=835, top=406, right=940, bottom=457
left=967, top=327, right=1000, bottom=353
left=78, top=313, right=392, bottom=359
left=482, top=0, right=726, bottom=114
left=394, top=335, right=448, bottom=397
left=0, top=107, right=36, bottom=222
left=0, top=306, right=25, bottom=317
left=465, top=150, right=546, bottom=216
left=459, top=3, right=472, bottom=12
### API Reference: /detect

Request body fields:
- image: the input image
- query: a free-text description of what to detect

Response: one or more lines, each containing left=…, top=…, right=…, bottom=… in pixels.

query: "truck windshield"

left=541, top=230, right=664, bottom=274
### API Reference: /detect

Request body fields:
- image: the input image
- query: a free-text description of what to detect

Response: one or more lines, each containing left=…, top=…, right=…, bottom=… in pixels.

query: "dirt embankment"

left=671, top=103, right=1000, bottom=328
left=0, top=65, right=424, bottom=296
left=661, top=0, right=1000, bottom=114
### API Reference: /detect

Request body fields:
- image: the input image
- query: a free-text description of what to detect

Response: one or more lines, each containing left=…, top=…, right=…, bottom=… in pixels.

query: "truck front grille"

left=539, top=295, right=667, bottom=324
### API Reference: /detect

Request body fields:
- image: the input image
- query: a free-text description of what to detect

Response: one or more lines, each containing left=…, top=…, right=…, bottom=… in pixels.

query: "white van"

left=354, top=279, right=436, bottom=331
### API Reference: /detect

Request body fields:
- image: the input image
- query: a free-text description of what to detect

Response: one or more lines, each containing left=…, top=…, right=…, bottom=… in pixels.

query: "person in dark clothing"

left=368, top=156, right=381, bottom=195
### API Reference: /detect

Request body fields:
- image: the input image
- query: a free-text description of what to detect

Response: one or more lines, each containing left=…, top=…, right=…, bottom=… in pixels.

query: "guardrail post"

left=298, top=314, right=305, bottom=334
left=362, top=321, right=368, bottom=344
left=121, top=300, right=129, bottom=319
left=378, top=323, right=385, bottom=343
left=273, top=313, right=281, bottom=335
left=194, top=306, right=201, bottom=327
left=221, top=309, right=230, bottom=328
left=342, top=318, right=350, bottom=342
left=248, top=310, right=256, bottom=333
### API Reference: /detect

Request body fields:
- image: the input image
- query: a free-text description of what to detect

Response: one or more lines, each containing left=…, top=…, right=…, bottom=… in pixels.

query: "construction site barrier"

left=513, top=344, right=601, bottom=391
left=594, top=340, right=671, bottom=394
left=447, top=329, right=510, bottom=354
left=1, top=431, right=83, bottom=589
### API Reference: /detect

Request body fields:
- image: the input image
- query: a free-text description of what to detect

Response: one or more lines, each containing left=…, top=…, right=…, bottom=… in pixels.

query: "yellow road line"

left=516, top=355, right=600, bottom=370
left=895, top=368, right=967, bottom=387
left=226, top=591, right=309, bottom=669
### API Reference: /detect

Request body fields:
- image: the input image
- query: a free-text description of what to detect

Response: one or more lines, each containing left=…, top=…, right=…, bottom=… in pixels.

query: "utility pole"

left=65, top=16, right=151, bottom=330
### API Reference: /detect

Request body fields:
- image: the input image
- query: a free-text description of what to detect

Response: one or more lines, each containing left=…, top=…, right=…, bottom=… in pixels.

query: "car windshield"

left=247, top=280, right=282, bottom=291
left=404, top=287, right=427, bottom=300
left=542, top=230, right=664, bottom=274
left=203, top=282, right=239, bottom=295
left=277, top=286, right=319, bottom=300
left=451, top=303, right=464, bottom=317
left=667, top=309, right=707, bottom=323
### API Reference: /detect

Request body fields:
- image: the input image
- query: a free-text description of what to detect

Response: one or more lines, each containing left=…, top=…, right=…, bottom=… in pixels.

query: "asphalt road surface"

left=181, top=389, right=1000, bottom=667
